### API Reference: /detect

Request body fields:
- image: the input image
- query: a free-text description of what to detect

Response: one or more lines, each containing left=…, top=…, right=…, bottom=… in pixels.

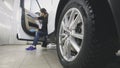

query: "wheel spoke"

left=59, top=32, right=66, bottom=36
left=69, top=37, right=80, bottom=53
left=59, top=33, right=67, bottom=45
left=62, top=35, right=68, bottom=42
left=68, top=9, right=75, bottom=24
left=62, top=40, right=71, bottom=58
left=64, top=14, right=69, bottom=24
left=71, top=31, right=83, bottom=39
left=61, top=21, right=70, bottom=32
left=62, top=45, right=67, bottom=56
left=66, top=41, right=72, bottom=59
left=69, top=14, right=81, bottom=29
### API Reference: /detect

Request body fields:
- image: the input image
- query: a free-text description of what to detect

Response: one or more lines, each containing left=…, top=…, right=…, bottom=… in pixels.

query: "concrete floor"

left=0, top=44, right=63, bottom=68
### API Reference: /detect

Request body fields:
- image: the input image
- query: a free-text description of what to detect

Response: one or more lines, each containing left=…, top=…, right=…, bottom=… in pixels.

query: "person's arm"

left=33, top=16, right=44, bottom=20
left=38, top=16, right=44, bottom=20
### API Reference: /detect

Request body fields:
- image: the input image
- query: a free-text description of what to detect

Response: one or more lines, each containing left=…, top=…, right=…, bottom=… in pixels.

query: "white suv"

left=1, top=0, right=120, bottom=68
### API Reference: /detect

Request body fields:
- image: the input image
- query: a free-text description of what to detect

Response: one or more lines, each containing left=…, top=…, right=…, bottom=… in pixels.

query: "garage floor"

left=0, top=44, right=63, bottom=68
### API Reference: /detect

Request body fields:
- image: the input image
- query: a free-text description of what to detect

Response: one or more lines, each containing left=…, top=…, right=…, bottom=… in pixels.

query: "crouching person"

left=26, top=8, right=48, bottom=50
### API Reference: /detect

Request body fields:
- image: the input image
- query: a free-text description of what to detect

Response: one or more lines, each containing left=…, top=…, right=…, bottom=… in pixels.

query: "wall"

left=0, top=0, right=26, bottom=45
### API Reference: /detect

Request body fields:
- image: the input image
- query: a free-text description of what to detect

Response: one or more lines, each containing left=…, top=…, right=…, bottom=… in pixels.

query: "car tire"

left=56, top=0, right=118, bottom=68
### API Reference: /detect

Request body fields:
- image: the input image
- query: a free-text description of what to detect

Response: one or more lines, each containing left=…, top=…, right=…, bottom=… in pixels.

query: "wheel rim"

left=59, top=8, right=84, bottom=62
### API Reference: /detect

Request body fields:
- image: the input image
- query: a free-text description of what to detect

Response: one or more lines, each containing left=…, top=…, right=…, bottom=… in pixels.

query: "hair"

left=40, top=8, right=47, bottom=14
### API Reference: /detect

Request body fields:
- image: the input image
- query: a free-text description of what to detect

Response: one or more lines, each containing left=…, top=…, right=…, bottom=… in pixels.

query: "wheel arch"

left=55, top=0, right=70, bottom=34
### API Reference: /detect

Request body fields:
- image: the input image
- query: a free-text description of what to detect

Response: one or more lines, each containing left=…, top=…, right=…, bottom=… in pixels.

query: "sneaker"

left=26, top=46, right=36, bottom=50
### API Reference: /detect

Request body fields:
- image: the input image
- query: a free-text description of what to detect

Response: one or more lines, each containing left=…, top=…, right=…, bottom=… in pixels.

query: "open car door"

left=17, top=0, right=56, bottom=41
left=17, top=0, right=42, bottom=40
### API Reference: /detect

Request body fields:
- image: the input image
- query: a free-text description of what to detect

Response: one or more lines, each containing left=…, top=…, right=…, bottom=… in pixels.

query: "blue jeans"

left=32, top=30, right=47, bottom=46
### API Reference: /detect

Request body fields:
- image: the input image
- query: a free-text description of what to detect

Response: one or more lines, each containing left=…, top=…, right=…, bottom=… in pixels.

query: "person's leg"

left=32, top=31, right=41, bottom=46
left=42, top=36, right=47, bottom=47
left=26, top=31, right=43, bottom=50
